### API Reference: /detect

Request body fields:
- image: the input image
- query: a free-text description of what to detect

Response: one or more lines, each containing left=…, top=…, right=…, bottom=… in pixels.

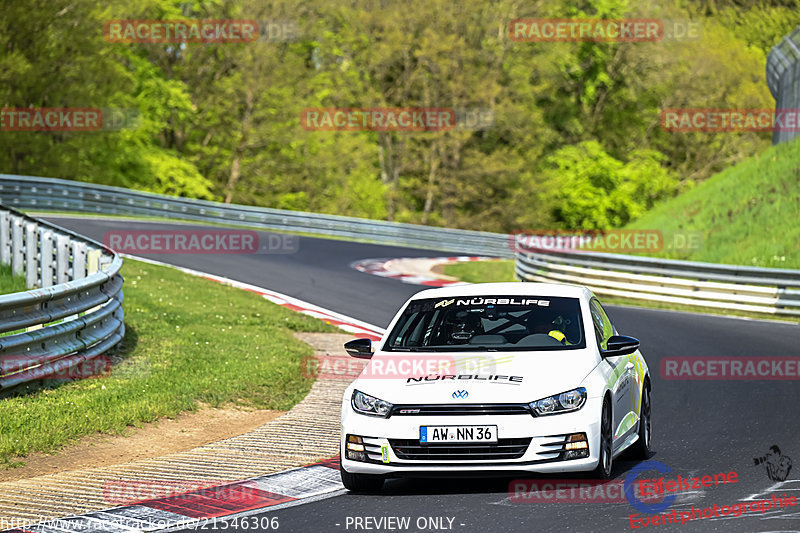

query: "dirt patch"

left=1, top=405, right=284, bottom=482
left=0, top=332, right=355, bottom=484
left=295, top=331, right=357, bottom=354
left=431, top=263, right=448, bottom=276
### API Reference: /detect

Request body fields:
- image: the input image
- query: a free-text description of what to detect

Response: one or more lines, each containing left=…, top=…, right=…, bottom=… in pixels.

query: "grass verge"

left=0, top=264, right=28, bottom=295
left=0, top=258, right=337, bottom=468
left=626, top=137, right=800, bottom=269
left=442, top=260, right=516, bottom=283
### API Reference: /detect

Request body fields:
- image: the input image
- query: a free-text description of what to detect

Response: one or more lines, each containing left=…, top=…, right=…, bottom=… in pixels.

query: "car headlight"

left=530, top=387, right=587, bottom=416
left=352, top=390, right=393, bottom=418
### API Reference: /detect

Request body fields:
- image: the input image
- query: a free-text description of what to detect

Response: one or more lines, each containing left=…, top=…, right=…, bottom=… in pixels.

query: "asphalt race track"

left=46, top=217, right=800, bottom=533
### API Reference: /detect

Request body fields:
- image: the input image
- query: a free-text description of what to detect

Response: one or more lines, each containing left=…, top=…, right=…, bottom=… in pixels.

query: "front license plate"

left=420, top=425, right=498, bottom=443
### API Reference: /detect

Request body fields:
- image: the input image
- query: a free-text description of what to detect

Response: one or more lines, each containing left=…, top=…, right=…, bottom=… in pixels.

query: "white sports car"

left=339, top=282, right=651, bottom=491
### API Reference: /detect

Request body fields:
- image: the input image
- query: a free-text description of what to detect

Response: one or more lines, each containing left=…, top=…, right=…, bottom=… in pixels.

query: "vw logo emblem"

left=452, top=390, right=469, bottom=399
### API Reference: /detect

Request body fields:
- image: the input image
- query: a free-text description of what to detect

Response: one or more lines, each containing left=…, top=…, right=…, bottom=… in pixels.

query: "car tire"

left=340, top=467, right=384, bottom=492
left=630, top=384, right=651, bottom=459
left=592, top=398, right=613, bottom=479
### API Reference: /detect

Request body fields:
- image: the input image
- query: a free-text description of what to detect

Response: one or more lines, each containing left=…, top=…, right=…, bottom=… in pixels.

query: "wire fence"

left=767, top=25, right=800, bottom=145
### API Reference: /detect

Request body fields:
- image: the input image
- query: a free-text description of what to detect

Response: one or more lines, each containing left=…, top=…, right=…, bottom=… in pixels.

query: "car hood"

left=352, top=349, right=599, bottom=404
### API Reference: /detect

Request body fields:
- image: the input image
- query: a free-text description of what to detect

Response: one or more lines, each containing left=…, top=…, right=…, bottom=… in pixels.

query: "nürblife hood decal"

left=405, top=374, right=524, bottom=385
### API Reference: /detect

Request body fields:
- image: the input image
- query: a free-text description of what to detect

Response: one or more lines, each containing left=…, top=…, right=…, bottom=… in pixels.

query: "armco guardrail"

left=515, top=249, right=800, bottom=317
left=1, top=175, right=797, bottom=318
left=0, top=205, right=124, bottom=389
left=0, top=175, right=512, bottom=257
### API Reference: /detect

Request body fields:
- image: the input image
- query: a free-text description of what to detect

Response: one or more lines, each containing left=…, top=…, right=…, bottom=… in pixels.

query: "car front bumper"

left=340, top=395, right=603, bottom=476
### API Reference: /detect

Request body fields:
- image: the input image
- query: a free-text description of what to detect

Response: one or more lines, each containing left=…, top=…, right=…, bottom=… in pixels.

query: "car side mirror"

left=344, top=338, right=374, bottom=359
left=602, top=335, right=640, bottom=357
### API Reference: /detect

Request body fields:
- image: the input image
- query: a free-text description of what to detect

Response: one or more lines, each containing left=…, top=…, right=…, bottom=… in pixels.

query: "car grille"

left=390, top=404, right=533, bottom=417
left=389, top=438, right=532, bottom=461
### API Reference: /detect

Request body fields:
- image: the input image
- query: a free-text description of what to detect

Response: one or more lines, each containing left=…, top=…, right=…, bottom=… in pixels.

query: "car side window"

left=589, top=298, right=614, bottom=351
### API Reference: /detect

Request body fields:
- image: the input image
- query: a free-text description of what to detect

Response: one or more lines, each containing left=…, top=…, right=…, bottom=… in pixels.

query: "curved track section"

left=41, top=217, right=800, bottom=533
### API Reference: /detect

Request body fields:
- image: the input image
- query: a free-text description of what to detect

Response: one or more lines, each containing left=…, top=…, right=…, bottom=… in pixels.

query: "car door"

left=589, top=298, right=635, bottom=451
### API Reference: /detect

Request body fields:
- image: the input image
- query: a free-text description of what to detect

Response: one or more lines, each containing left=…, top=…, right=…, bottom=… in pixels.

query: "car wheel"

left=593, top=398, right=613, bottom=479
left=630, top=384, right=651, bottom=459
left=340, top=467, right=384, bottom=492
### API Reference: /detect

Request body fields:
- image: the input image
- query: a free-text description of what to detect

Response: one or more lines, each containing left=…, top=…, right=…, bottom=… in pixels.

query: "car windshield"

left=385, top=295, right=585, bottom=351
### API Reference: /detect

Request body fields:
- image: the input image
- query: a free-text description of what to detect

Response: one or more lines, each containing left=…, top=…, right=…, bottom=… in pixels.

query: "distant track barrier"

left=515, top=248, right=800, bottom=318
left=1, top=174, right=797, bottom=318
left=0, top=174, right=511, bottom=257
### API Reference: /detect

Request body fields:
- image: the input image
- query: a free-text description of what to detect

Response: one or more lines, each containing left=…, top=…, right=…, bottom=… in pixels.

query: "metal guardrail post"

left=72, top=241, right=87, bottom=280
left=24, top=221, right=37, bottom=288
left=0, top=211, right=9, bottom=266
left=55, top=234, right=70, bottom=284
left=40, top=228, right=54, bottom=288
left=11, top=216, right=23, bottom=276
left=87, top=248, right=102, bottom=276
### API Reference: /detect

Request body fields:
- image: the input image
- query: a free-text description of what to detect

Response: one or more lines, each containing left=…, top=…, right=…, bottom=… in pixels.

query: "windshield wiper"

left=418, top=345, right=502, bottom=351
left=390, top=345, right=507, bottom=352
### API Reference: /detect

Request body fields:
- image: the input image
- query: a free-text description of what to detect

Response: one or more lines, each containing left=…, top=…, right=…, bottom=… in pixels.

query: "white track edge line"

left=122, top=254, right=385, bottom=334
